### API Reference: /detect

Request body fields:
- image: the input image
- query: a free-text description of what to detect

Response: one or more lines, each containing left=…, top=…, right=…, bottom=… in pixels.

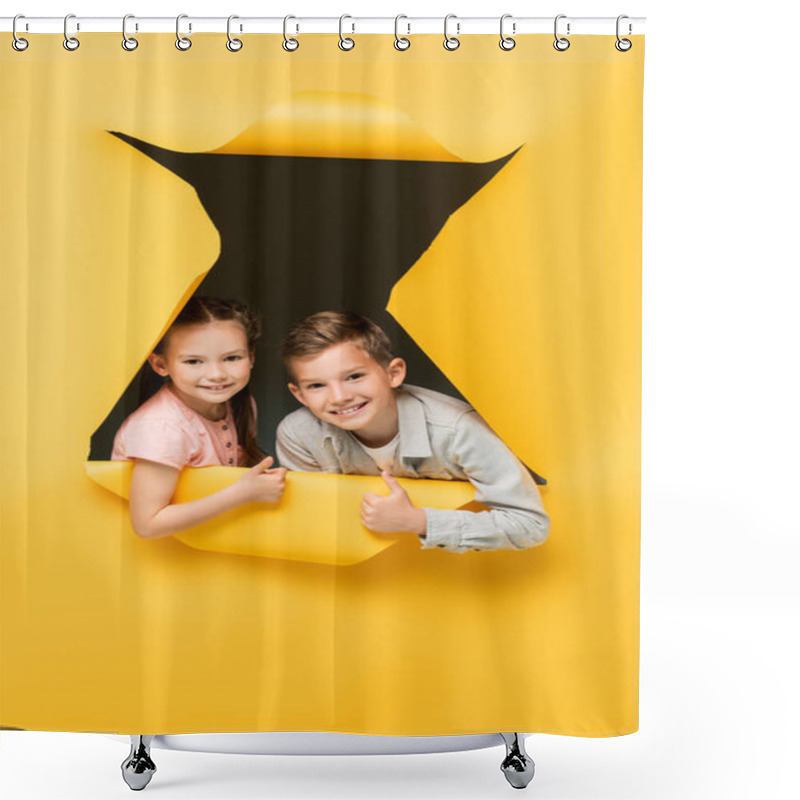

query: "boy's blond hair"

left=282, top=311, right=394, bottom=380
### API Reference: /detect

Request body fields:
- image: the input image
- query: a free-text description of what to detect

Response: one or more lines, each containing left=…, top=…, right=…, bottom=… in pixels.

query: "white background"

left=2, top=1, right=799, bottom=798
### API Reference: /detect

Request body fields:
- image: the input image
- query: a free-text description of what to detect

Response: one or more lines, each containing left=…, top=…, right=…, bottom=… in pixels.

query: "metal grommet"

left=553, top=14, right=570, bottom=51
left=615, top=14, right=632, bottom=51
left=339, top=14, right=355, bottom=51
left=443, top=14, right=460, bottom=51
left=63, top=13, right=80, bottom=51
left=175, top=14, right=192, bottom=51
left=394, top=14, right=410, bottom=51
left=499, top=14, right=516, bottom=51
left=282, top=15, right=299, bottom=51
left=122, top=14, right=138, bottom=51
left=12, top=14, right=29, bottom=51
left=226, top=15, right=243, bottom=51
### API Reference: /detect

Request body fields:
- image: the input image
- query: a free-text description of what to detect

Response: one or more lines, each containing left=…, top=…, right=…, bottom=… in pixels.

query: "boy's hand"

left=360, top=471, right=427, bottom=536
left=235, top=456, right=287, bottom=504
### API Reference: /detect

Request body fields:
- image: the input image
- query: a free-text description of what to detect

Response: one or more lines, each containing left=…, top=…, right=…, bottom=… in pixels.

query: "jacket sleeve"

left=275, top=415, right=324, bottom=471
left=421, top=411, right=550, bottom=552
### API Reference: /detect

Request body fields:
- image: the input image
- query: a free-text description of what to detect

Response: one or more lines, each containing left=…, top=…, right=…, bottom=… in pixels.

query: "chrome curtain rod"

left=2, top=16, right=645, bottom=36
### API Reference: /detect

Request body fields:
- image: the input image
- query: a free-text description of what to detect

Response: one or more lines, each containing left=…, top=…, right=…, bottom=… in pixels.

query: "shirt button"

left=228, top=458, right=233, bottom=465
left=226, top=442, right=232, bottom=448
left=222, top=424, right=228, bottom=430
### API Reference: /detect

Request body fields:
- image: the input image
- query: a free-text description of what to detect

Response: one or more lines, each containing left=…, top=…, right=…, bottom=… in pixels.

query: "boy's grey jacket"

left=276, top=385, right=550, bottom=552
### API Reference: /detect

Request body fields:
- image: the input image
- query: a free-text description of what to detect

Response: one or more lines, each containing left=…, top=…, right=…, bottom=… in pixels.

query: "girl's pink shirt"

left=112, top=385, right=244, bottom=469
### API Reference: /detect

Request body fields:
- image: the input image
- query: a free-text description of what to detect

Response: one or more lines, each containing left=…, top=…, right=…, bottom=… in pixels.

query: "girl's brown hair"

left=140, top=296, right=264, bottom=467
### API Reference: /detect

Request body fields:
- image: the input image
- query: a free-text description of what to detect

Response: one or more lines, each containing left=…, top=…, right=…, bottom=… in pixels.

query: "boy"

left=276, top=312, right=549, bottom=553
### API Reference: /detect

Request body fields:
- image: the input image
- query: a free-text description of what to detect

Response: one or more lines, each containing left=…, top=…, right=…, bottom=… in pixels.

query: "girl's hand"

left=235, top=456, right=287, bottom=504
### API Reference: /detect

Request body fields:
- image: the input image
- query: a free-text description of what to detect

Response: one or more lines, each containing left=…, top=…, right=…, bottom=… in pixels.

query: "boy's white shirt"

left=276, top=385, right=550, bottom=553
left=352, top=433, right=400, bottom=473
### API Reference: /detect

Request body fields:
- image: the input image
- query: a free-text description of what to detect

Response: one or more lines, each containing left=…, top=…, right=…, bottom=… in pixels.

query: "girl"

left=112, top=296, right=285, bottom=539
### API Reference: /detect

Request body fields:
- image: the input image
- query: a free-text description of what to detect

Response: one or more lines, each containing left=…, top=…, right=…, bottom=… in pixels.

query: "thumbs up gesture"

left=234, top=455, right=287, bottom=504
left=360, top=471, right=427, bottom=535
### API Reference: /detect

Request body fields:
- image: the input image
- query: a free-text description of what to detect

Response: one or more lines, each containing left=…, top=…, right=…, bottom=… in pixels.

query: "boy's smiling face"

left=288, top=342, right=406, bottom=448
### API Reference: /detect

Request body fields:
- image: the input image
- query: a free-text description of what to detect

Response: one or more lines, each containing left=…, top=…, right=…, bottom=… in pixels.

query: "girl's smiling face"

left=148, top=320, right=254, bottom=420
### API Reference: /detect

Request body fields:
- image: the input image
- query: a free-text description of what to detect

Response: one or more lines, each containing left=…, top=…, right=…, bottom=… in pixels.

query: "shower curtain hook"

left=122, top=15, right=139, bottom=51
left=499, top=14, right=516, bottom=51
left=394, top=14, right=411, bottom=51
left=339, top=14, right=355, bottom=51
left=226, top=15, right=243, bottom=51
left=282, top=15, right=299, bottom=51
left=63, top=13, right=80, bottom=51
left=553, top=14, right=570, bottom=51
left=175, top=14, right=192, bottom=51
left=443, top=14, right=460, bottom=51
left=615, top=14, right=632, bottom=51
left=12, top=14, right=29, bottom=51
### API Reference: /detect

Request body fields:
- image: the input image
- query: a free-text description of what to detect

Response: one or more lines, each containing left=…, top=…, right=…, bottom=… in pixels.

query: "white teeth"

left=332, top=403, right=366, bottom=416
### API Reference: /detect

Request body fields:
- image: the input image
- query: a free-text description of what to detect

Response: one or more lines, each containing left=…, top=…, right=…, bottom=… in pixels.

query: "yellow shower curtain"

left=0, top=32, right=643, bottom=736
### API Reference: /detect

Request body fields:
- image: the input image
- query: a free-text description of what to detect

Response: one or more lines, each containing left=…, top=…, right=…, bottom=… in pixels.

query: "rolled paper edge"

left=85, top=461, right=476, bottom=565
